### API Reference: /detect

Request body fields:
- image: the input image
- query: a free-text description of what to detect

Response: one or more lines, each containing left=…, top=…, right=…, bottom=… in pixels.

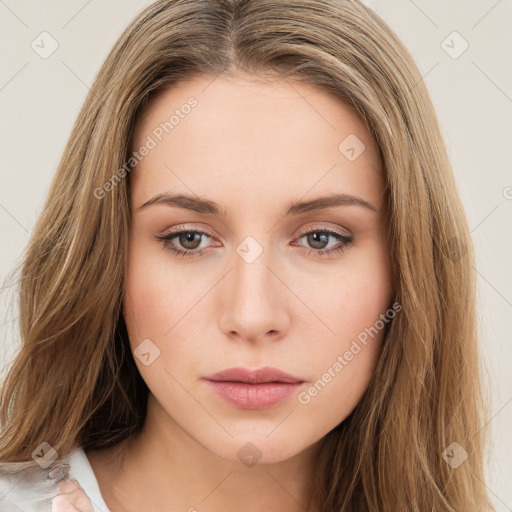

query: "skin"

left=86, top=71, right=394, bottom=512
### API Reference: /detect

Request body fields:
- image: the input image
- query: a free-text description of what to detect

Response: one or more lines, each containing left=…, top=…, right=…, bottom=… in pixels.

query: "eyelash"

left=155, top=226, right=353, bottom=259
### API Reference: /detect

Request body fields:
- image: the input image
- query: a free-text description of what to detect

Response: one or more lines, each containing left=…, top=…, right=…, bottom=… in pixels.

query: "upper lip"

left=204, top=366, right=304, bottom=384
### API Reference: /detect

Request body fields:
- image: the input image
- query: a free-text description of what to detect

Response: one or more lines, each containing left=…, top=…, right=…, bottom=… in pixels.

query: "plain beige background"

left=0, top=0, right=510, bottom=509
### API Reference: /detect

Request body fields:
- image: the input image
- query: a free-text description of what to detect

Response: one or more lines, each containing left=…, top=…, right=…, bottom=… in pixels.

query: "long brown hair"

left=0, top=0, right=494, bottom=510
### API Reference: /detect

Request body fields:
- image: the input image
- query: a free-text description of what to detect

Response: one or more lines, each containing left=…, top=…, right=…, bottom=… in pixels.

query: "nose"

left=217, top=243, right=290, bottom=344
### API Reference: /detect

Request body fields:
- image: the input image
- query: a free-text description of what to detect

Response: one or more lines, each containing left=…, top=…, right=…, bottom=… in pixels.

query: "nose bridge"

left=219, top=235, right=286, bottom=340
left=233, top=238, right=276, bottom=313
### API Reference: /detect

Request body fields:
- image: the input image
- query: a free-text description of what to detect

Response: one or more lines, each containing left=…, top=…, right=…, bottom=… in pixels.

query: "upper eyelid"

left=161, top=224, right=215, bottom=237
left=160, top=223, right=351, bottom=238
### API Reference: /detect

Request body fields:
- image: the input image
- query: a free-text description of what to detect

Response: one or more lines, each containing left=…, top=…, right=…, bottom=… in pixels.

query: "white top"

left=0, top=447, right=111, bottom=511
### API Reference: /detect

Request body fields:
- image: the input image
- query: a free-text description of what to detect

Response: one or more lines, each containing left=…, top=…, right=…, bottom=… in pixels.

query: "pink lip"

left=203, top=366, right=305, bottom=410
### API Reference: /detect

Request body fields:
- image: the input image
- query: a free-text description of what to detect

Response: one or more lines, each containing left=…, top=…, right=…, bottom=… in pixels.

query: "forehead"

left=130, top=73, right=384, bottom=210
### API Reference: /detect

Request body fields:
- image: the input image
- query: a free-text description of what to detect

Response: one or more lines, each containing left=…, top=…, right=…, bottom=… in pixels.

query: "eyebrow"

left=137, top=192, right=378, bottom=216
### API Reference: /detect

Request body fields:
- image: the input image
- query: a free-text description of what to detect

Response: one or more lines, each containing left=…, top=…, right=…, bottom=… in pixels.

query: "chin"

left=204, top=431, right=307, bottom=466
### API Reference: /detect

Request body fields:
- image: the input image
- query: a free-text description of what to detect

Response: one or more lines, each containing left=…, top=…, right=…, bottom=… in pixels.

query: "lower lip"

left=205, top=380, right=303, bottom=409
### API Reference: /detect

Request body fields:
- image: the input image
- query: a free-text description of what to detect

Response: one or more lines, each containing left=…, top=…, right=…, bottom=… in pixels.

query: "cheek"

left=294, top=296, right=388, bottom=433
left=292, top=249, right=392, bottom=422
left=122, top=240, right=211, bottom=390
left=123, top=239, right=200, bottom=342
left=293, top=241, right=392, bottom=344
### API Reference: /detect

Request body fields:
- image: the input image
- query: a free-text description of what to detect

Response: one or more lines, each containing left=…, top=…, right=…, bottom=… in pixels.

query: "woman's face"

left=124, top=72, right=394, bottom=464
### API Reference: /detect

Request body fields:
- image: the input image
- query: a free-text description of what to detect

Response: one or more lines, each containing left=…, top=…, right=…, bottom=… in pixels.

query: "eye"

left=155, top=227, right=215, bottom=258
left=155, top=226, right=353, bottom=259
left=293, top=227, right=353, bottom=257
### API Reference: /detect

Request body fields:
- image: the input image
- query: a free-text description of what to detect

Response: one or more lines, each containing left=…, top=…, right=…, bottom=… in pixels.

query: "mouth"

left=202, top=366, right=305, bottom=409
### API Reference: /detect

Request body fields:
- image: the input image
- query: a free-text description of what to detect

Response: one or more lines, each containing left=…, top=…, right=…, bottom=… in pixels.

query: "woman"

left=0, top=0, right=494, bottom=510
